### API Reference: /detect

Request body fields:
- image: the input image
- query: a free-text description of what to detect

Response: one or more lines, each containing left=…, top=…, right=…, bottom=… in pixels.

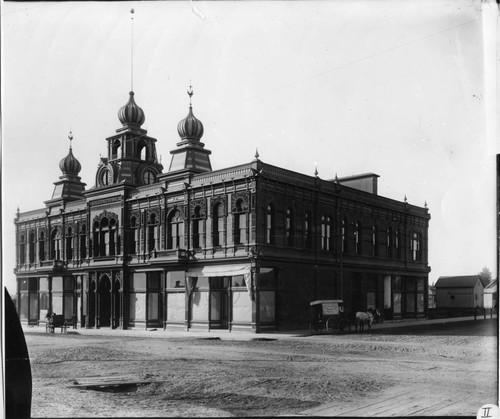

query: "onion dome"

left=177, top=85, right=204, bottom=140
left=59, top=132, right=82, bottom=175
left=118, top=91, right=145, bottom=127
left=177, top=105, right=204, bottom=140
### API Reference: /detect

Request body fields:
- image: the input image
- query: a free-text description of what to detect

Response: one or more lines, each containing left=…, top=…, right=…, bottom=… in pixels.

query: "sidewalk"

left=23, top=314, right=496, bottom=341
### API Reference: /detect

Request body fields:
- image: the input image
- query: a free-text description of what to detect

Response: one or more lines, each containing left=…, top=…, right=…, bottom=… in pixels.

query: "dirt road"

left=25, top=319, right=497, bottom=417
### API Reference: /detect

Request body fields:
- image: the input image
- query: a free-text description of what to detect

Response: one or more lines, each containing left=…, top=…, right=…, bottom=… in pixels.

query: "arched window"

left=109, top=219, right=117, bottom=256
left=112, top=139, right=121, bottom=160
left=213, top=203, right=224, bottom=247
left=266, top=204, right=275, bottom=245
left=138, top=141, right=147, bottom=161
left=386, top=227, right=392, bottom=258
left=412, top=231, right=421, bottom=261
left=342, top=218, right=348, bottom=253
left=234, top=199, right=247, bottom=245
left=286, top=207, right=295, bottom=247
left=38, top=232, right=45, bottom=262
left=321, top=215, right=331, bottom=251
left=80, top=225, right=87, bottom=259
left=355, top=221, right=362, bottom=255
left=130, top=216, right=137, bottom=254
left=304, top=211, right=312, bottom=249
left=66, top=227, right=73, bottom=260
left=93, top=221, right=100, bottom=257
left=51, top=229, right=61, bottom=260
left=372, top=225, right=378, bottom=257
left=19, top=234, right=26, bottom=264
left=28, top=231, right=35, bottom=263
left=168, top=210, right=183, bottom=249
left=396, top=228, right=401, bottom=259
left=192, top=206, right=203, bottom=249
left=148, top=213, right=157, bottom=253
left=99, top=218, right=109, bottom=256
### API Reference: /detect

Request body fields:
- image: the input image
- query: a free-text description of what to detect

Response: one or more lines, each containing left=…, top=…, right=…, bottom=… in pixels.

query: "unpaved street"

left=25, top=319, right=497, bottom=417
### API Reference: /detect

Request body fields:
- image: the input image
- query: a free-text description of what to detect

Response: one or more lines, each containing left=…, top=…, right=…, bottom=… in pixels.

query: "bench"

left=46, top=314, right=68, bottom=334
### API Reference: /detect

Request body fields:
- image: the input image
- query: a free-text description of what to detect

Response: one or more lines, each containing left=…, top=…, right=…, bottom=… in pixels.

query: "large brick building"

left=14, top=89, right=431, bottom=332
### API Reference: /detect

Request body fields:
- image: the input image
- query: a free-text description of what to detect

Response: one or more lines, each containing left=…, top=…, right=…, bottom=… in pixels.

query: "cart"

left=309, top=300, right=352, bottom=335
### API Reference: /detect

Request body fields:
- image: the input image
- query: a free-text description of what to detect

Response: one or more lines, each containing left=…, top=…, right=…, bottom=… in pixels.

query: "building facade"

left=14, top=90, right=431, bottom=332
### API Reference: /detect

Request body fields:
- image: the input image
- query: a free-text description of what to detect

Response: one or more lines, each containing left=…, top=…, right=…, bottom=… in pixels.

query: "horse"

left=354, top=308, right=380, bottom=332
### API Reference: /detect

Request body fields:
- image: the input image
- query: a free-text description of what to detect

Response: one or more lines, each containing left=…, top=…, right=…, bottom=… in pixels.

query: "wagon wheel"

left=326, top=318, right=340, bottom=335
left=338, top=318, right=352, bottom=334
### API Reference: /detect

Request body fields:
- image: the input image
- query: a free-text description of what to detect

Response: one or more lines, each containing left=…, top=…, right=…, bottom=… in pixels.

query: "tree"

left=478, top=266, right=493, bottom=285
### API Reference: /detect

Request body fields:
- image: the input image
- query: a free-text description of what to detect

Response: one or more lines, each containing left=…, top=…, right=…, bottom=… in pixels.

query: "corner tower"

left=95, top=91, right=163, bottom=188
left=45, top=132, right=86, bottom=208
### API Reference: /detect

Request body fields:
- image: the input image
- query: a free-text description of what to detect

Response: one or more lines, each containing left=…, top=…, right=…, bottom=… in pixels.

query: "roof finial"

left=68, top=131, right=73, bottom=149
left=187, top=82, right=194, bottom=107
left=130, top=8, right=135, bottom=92
left=334, top=172, right=339, bottom=183
left=404, top=195, right=408, bottom=203
left=314, top=162, right=319, bottom=178
left=255, top=148, right=260, bottom=160
left=424, top=201, right=428, bottom=208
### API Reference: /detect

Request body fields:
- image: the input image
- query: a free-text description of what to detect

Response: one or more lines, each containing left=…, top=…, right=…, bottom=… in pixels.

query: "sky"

left=2, top=0, right=498, bottom=295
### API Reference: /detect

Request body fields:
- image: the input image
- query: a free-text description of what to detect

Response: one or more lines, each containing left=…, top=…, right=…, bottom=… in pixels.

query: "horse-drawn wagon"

left=309, top=300, right=352, bottom=335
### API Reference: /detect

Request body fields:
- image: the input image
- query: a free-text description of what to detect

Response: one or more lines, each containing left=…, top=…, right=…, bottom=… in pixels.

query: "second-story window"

left=266, top=204, right=275, bottom=244
left=109, top=218, right=117, bottom=256
left=412, top=231, right=421, bottom=261
left=19, top=234, right=26, bottom=264
left=168, top=210, right=183, bottom=249
left=192, top=206, right=203, bottom=249
left=234, top=199, right=247, bottom=245
left=286, top=207, right=294, bottom=247
left=51, top=229, right=61, bottom=260
left=38, top=231, right=45, bottom=262
left=130, top=216, right=137, bottom=254
left=396, top=228, right=401, bottom=259
left=386, top=227, right=392, bottom=258
left=66, top=227, right=74, bottom=260
left=304, top=212, right=312, bottom=249
left=321, top=215, right=331, bottom=251
left=342, top=218, right=348, bottom=253
left=355, top=221, right=362, bottom=255
left=148, top=213, right=157, bottom=253
left=80, top=225, right=87, bottom=259
left=29, top=231, right=35, bottom=263
left=213, top=203, right=224, bottom=247
left=372, top=225, right=378, bottom=257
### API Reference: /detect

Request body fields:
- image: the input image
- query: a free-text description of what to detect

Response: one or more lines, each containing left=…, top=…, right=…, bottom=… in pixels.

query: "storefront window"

left=257, top=270, right=276, bottom=289
left=52, top=277, right=63, bottom=292
left=132, top=273, right=147, bottom=290
left=39, top=278, right=49, bottom=291
left=259, top=291, right=275, bottom=322
left=167, top=271, right=185, bottom=289
left=232, top=275, right=246, bottom=287
left=393, top=293, right=401, bottom=314
left=417, top=293, right=425, bottom=313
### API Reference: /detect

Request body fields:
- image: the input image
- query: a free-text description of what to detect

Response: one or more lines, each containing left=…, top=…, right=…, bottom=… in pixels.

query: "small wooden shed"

left=435, top=275, right=486, bottom=309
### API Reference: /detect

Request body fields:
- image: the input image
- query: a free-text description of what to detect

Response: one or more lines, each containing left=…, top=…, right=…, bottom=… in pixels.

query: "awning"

left=187, top=264, right=251, bottom=278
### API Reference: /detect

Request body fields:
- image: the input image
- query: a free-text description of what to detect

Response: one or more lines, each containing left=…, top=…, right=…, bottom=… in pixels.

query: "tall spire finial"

left=187, top=82, right=194, bottom=107
left=68, top=131, right=73, bottom=149
left=255, top=148, right=259, bottom=160
left=130, top=8, right=135, bottom=92
left=314, top=162, right=319, bottom=178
